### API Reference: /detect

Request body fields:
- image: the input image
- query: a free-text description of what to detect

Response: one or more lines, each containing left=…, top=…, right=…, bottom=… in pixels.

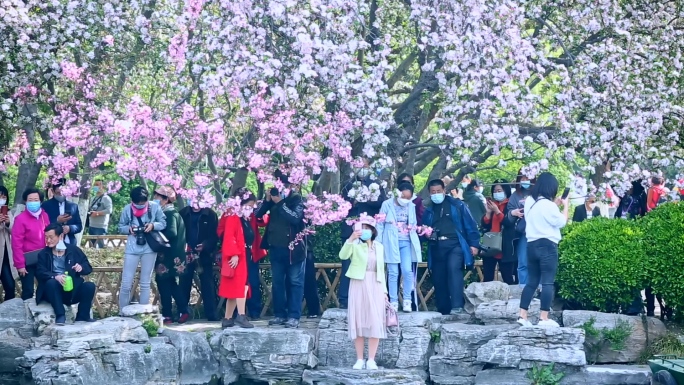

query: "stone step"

left=302, top=367, right=428, bottom=385
left=472, top=365, right=652, bottom=385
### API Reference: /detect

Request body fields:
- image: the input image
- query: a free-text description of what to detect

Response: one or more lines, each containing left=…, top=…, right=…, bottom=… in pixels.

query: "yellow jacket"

left=339, top=240, right=387, bottom=293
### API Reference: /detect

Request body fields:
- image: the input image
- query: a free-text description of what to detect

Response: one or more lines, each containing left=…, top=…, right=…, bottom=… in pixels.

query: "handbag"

left=23, top=249, right=43, bottom=267
left=221, top=257, right=236, bottom=278
left=514, top=199, right=542, bottom=234
left=480, top=232, right=502, bottom=257
left=134, top=209, right=170, bottom=253
left=385, top=301, right=399, bottom=327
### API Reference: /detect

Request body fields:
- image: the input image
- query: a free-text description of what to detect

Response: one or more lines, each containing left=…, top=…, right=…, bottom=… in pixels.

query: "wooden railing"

left=77, top=235, right=490, bottom=318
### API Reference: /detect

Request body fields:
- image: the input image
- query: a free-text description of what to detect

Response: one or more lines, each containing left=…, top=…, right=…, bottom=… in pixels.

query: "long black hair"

left=0, top=185, right=9, bottom=203
left=531, top=172, right=559, bottom=201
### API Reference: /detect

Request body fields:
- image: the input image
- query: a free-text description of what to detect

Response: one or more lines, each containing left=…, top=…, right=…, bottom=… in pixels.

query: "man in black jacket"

left=256, top=172, right=307, bottom=328
left=337, top=162, right=385, bottom=308
left=179, top=202, right=220, bottom=321
left=36, top=223, right=96, bottom=325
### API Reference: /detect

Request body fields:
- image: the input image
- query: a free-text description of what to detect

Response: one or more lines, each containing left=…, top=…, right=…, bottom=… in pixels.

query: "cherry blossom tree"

left=1, top=0, right=683, bottom=228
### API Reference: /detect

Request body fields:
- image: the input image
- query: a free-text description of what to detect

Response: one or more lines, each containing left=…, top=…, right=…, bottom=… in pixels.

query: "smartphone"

left=354, top=222, right=362, bottom=232
left=561, top=187, right=571, bottom=200
left=0, top=205, right=7, bottom=215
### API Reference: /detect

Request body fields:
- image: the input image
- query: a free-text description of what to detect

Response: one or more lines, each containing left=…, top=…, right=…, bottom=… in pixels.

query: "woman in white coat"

left=376, top=182, right=422, bottom=312
left=0, top=186, right=18, bottom=300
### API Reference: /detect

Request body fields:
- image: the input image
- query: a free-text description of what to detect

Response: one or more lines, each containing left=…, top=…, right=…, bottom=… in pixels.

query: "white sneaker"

left=366, top=360, right=378, bottom=370
left=402, top=300, right=412, bottom=313
left=517, top=318, right=533, bottom=327
left=537, top=319, right=560, bottom=328
left=390, top=302, right=399, bottom=311
left=352, top=359, right=365, bottom=370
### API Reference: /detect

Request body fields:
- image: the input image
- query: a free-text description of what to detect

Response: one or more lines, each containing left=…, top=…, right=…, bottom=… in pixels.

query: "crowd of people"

left=0, top=168, right=671, bottom=369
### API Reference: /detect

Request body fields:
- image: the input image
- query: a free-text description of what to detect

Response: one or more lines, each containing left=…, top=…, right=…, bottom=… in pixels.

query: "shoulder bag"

left=385, top=300, right=399, bottom=327
left=515, top=199, right=543, bottom=234
left=24, top=249, right=43, bottom=267
left=480, top=231, right=503, bottom=257
left=133, top=208, right=170, bottom=252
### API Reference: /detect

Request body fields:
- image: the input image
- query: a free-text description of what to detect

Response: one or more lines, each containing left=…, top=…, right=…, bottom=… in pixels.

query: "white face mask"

left=589, top=203, right=597, bottom=210
left=397, top=197, right=411, bottom=207
left=56, top=239, right=67, bottom=251
left=0, top=199, right=6, bottom=206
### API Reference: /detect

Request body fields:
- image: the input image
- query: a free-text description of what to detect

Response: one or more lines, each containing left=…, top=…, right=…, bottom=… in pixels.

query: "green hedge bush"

left=641, top=202, right=684, bottom=314
left=557, top=217, right=648, bottom=313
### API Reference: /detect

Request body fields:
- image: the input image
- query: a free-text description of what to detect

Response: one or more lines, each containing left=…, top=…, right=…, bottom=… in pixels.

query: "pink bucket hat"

left=358, top=212, right=377, bottom=228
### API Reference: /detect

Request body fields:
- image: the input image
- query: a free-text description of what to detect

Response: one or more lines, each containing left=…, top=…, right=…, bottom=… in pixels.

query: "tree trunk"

left=230, top=168, right=249, bottom=196
left=13, top=104, right=42, bottom=206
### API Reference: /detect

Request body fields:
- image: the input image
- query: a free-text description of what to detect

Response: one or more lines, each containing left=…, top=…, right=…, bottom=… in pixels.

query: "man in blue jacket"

left=42, top=179, right=83, bottom=245
left=423, top=179, right=480, bottom=315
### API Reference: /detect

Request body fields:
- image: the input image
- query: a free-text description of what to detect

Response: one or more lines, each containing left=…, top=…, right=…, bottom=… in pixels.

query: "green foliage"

left=580, top=316, right=633, bottom=364
left=141, top=316, right=159, bottom=337
left=557, top=218, right=648, bottom=312
left=144, top=344, right=152, bottom=353
left=430, top=330, right=441, bottom=344
left=638, top=333, right=684, bottom=364
left=312, top=222, right=341, bottom=263
left=526, top=363, right=565, bottom=385
left=641, top=202, right=684, bottom=314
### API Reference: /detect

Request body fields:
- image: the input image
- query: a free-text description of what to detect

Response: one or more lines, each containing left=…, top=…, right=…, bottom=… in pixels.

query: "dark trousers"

left=431, top=239, right=465, bottom=314
left=246, top=256, right=262, bottom=318
left=304, top=255, right=320, bottom=316
left=482, top=258, right=517, bottom=285
left=179, top=256, right=217, bottom=320
left=20, top=265, right=36, bottom=300
left=520, top=239, right=558, bottom=312
left=270, top=247, right=305, bottom=320
left=1, top=249, right=16, bottom=301
left=156, top=276, right=187, bottom=318
left=338, top=258, right=351, bottom=307
left=88, top=227, right=107, bottom=248
left=43, top=279, right=96, bottom=319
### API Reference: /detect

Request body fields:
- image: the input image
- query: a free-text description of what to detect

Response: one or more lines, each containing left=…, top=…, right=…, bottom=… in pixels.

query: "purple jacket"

left=11, top=210, right=49, bottom=269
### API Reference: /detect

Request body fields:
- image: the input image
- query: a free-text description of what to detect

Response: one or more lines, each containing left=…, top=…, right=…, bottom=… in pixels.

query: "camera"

left=428, top=228, right=440, bottom=242
left=131, top=226, right=147, bottom=246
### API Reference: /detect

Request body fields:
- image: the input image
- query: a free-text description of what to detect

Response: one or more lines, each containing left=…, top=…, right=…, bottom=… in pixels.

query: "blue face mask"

left=520, top=181, right=531, bottom=189
left=92, top=186, right=99, bottom=194
left=153, top=199, right=161, bottom=206
left=493, top=192, right=506, bottom=202
left=360, top=229, right=373, bottom=241
left=26, top=202, right=41, bottom=213
left=431, top=193, right=445, bottom=204
left=133, top=203, right=147, bottom=210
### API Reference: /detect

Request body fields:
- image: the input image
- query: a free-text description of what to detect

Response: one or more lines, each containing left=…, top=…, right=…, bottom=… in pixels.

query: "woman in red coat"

left=217, top=190, right=258, bottom=329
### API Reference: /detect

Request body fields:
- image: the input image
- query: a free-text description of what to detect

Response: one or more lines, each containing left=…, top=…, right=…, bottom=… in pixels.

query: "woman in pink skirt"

left=339, top=214, right=387, bottom=370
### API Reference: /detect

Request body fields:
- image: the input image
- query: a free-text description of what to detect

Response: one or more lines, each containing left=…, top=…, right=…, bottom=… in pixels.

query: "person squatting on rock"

left=376, top=181, right=422, bottom=313
left=217, top=188, right=257, bottom=329
left=0, top=185, right=18, bottom=300
left=118, top=186, right=166, bottom=312
left=256, top=170, right=307, bottom=329
left=423, top=179, right=480, bottom=315
left=36, top=223, right=96, bottom=325
left=339, top=214, right=387, bottom=370
left=12, top=188, right=50, bottom=300
left=179, top=198, right=220, bottom=321
left=42, top=178, right=83, bottom=246
left=153, top=186, right=190, bottom=325
left=517, top=172, right=568, bottom=328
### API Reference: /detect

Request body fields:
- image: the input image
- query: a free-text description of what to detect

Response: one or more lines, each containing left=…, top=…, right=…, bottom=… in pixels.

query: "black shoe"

left=221, top=318, right=234, bottom=328
left=284, top=318, right=300, bottom=328
left=55, top=315, right=66, bottom=326
left=268, top=317, right=287, bottom=326
left=235, top=315, right=254, bottom=329
left=307, top=314, right=319, bottom=319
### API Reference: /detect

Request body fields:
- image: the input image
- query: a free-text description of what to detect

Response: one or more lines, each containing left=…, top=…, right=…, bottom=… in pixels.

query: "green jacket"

left=339, top=240, right=387, bottom=293
left=156, top=206, right=187, bottom=278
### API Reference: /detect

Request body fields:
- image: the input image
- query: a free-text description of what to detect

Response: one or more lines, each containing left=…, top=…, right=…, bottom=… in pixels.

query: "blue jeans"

left=431, top=239, right=465, bottom=314
left=246, top=256, right=262, bottom=318
left=387, top=240, right=414, bottom=304
left=270, top=247, right=305, bottom=320
left=516, top=234, right=529, bottom=287
left=88, top=227, right=107, bottom=248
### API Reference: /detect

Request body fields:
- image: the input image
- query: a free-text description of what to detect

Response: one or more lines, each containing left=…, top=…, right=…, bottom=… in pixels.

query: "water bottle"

left=63, top=271, right=73, bottom=292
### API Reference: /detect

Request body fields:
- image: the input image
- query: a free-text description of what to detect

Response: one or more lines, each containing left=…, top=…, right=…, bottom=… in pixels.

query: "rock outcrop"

left=562, top=310, right=667, bottom=364
left=464, top=281, right=511, bottom=313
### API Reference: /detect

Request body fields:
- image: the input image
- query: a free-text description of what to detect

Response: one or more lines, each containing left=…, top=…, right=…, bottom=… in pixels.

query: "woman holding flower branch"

left=376, top=182, right=422, bottom=312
